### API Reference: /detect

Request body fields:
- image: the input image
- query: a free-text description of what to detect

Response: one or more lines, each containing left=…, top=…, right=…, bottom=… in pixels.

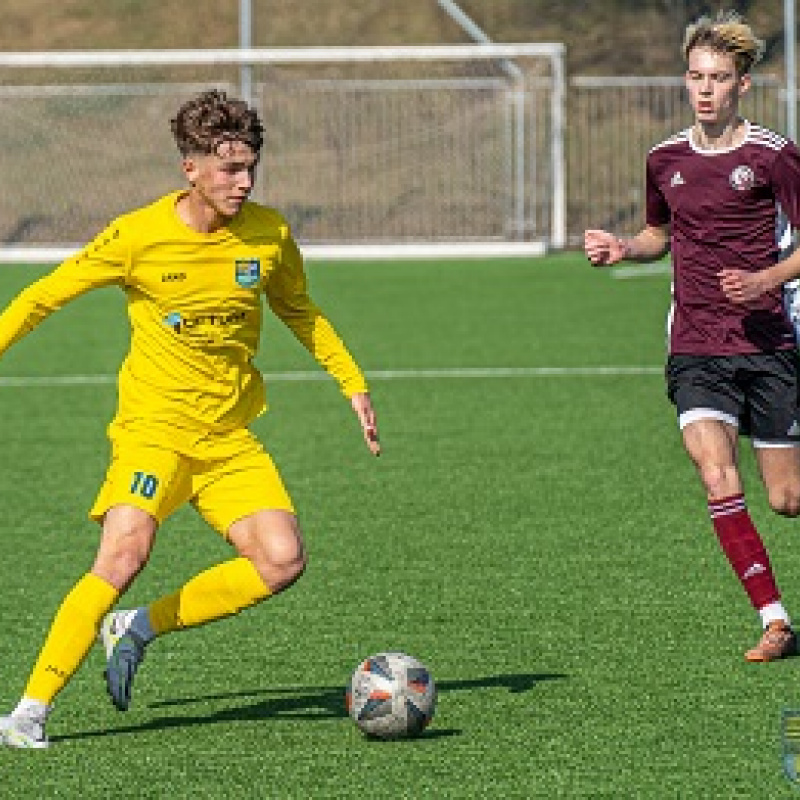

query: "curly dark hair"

left=170, top=89, right=264, bottom=157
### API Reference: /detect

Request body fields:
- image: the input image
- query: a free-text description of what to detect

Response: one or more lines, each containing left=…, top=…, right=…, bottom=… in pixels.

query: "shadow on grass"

left=53, top=672, right=566, bottom=743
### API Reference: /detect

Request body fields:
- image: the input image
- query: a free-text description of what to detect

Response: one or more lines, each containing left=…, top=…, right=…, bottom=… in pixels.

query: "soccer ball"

left=345, top=652, right=437, bottom=739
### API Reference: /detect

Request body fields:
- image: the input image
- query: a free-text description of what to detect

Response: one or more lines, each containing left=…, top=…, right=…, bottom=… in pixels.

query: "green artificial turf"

left=0, top=254, right=798, bottom=797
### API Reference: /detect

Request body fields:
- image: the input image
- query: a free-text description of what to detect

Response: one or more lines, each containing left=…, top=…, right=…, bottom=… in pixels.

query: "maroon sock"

left=708, top=494, right=780, bottom=610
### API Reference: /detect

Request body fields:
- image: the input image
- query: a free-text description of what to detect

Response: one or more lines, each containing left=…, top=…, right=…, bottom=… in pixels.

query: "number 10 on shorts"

left=130, top=471, right=159, bottom=499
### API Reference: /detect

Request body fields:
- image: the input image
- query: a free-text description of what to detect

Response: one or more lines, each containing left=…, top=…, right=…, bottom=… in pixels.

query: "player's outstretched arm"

left=350, top=392, right=381, bottom=456
left=0, top=227, right=127, bottom=358
left=584, top=225, right=670, bottom=267
left=584, top=229, right=627, bottom=266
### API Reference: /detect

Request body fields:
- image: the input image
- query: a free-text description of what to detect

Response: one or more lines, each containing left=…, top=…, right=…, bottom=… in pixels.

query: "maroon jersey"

left=646, top=122, right=800, bottom=354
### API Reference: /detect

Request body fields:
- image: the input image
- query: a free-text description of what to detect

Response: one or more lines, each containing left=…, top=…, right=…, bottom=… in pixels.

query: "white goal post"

left=0, top=43, right=565, bottom=262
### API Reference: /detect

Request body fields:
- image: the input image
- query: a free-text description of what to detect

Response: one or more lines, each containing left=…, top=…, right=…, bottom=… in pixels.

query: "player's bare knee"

left=92, top=545, right=150, bottom=589
left=272, top=548, right=308, bottom=592
left=228, top=510, right=307, bottom=592
left=259, top=533, right=307, bottom=592
left=117, top=548, right=150, bottom=580
left=767, top=485, right=800, bottom=517
left=698, top=463, right=735, bottom=498
left=93, top=507, right=156, bottom=588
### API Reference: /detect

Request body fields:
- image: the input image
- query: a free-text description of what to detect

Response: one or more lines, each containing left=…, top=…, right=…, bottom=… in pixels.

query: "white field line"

left=610, top=262, right=672, bottom=279
left=0, top=365, right=662, bottom=388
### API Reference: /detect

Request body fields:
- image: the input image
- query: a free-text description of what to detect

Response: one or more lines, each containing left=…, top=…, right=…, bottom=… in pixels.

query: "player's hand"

left=350, top=392, right=381, bottom=456
left=584, top=229, right=627, bottom=266
left=718, top=269, right=770, bottom=304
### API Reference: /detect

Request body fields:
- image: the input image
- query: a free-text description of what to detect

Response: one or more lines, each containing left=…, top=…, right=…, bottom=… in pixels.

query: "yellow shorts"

left=89, top=427, right=294, bottom=535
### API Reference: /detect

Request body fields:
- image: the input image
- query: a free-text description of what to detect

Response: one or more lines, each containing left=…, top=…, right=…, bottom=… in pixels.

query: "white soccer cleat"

left=99, top=609, right=137, bottom=658
left=0, top=714, right=49, bottom=749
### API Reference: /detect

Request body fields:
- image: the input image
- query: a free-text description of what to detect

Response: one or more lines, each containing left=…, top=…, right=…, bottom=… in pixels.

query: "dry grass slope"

left=0, top=1, right=791, bottom=246
left=0, top=0, right=789, bottom=76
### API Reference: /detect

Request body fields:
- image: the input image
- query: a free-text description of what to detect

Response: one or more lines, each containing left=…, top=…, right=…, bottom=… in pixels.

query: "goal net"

left=0, top=44, right=564, bottom=261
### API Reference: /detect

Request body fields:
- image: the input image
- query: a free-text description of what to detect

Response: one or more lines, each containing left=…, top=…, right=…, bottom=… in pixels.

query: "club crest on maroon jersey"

left=729, top=165, right=756, bottom=191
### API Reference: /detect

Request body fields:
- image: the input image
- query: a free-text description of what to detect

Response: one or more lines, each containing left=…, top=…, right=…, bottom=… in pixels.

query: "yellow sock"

left=24, top=573, right=118, bottom=704
left=148, top=557, right=270, bottom=635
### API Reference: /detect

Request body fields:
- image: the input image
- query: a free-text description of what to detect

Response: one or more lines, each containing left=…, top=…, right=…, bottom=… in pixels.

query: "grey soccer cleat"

left=101, top=610, right=146, bottom=711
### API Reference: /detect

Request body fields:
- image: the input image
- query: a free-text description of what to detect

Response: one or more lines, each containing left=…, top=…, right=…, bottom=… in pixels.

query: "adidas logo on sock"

left=743, top=562, right=767, bottom=580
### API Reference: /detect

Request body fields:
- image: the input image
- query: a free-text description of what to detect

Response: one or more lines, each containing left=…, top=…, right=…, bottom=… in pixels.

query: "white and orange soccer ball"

left=345, top=652, right=437, bottom=739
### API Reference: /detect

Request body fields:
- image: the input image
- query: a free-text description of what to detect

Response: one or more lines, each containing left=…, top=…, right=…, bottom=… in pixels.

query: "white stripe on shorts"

left=678, top=407, right=738, bottom=430
left=678, top=407, right=800, bottom=449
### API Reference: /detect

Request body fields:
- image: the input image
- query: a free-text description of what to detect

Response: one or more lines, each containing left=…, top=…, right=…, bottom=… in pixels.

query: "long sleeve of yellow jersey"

left=0, top=225, right=128, bottom=358
left=266, top=232, right=368, bottom=398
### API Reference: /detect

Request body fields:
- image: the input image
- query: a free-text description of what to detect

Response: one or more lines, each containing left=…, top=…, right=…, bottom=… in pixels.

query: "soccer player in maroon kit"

left=585, top=11, right=800, bottom=662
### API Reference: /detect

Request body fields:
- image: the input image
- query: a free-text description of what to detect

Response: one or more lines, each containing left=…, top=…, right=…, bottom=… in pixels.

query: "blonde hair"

left=682, top=10, right=765, bottom=75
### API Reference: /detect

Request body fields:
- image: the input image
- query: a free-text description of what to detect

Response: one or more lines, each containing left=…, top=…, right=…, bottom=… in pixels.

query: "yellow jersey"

left=0, top=191, right=368, bottom=450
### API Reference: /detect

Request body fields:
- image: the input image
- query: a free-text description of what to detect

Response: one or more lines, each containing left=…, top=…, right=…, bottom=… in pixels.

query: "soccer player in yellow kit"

left=0, top=89, right=380, bottom=748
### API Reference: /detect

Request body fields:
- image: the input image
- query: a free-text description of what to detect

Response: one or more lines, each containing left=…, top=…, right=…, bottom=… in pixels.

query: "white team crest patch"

left=729, top=165, right=755, bottom=191
left=235, top=258, right=261, bottom=288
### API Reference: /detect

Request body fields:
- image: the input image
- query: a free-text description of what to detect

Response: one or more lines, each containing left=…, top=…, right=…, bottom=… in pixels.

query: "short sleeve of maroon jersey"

left=645, top=156, right=670, bottom=227
left=772, top=141, right=800, bottom=227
